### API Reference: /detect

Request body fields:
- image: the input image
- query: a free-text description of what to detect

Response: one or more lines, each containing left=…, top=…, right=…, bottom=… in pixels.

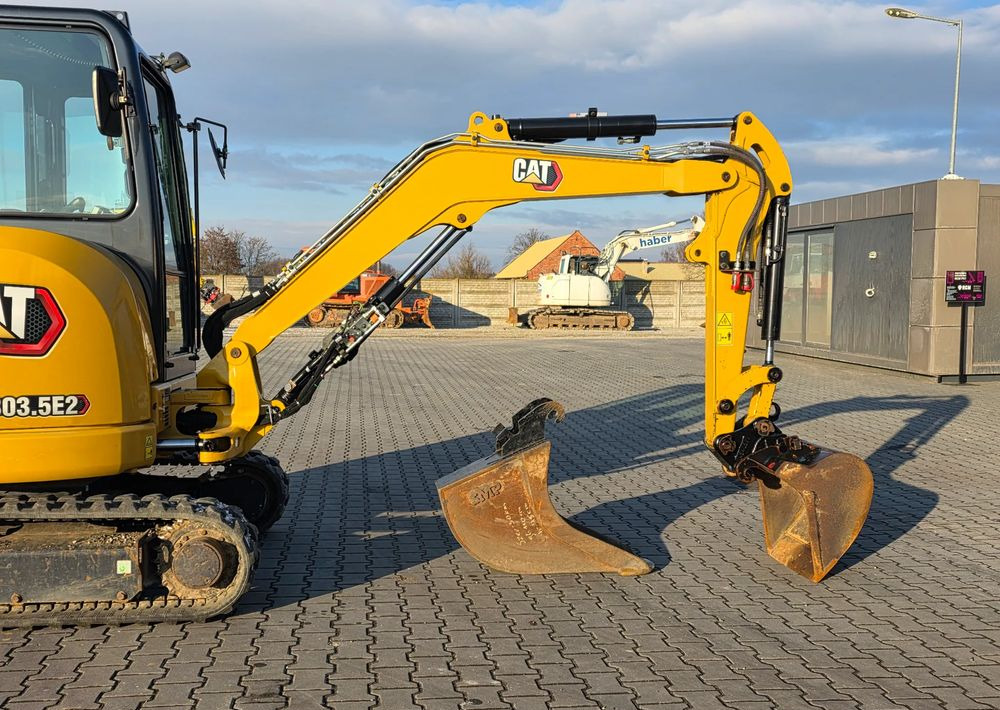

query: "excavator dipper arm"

left=165, top=110, right=872, bottom=582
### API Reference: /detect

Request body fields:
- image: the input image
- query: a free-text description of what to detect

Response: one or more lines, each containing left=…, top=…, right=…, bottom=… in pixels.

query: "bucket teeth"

left=759, top=450, right=873, bottom=582
left=436, top=399, right=652, bottom=576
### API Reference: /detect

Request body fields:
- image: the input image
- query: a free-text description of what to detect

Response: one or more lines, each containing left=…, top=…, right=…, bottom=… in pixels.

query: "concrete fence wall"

left=203, top=274, right=706, bottom=330
left=202, top=274, right=274, bottom=300
left=412, top=278, right=705, bottom=329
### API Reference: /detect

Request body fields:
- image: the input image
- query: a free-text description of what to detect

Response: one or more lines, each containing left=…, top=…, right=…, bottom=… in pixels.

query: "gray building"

left=749, top=179, right=998, bottom=379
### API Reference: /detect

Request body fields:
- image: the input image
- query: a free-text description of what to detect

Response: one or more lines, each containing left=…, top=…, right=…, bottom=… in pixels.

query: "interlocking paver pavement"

left=3, top=331, right=1000, bottom=709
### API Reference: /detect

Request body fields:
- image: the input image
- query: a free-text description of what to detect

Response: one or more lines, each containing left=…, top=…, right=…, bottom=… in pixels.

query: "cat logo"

left=512, top=158, right=563, bottom=192
left=0, top=284, right=66, bottom=357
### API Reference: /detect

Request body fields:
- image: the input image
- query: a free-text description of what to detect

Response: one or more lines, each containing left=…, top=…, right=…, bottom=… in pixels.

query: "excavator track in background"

left=526, top=307, right=635, bottom=331
left=306, top=302, right=426, bottom=329
left=0, top=493, right=257, bottom=627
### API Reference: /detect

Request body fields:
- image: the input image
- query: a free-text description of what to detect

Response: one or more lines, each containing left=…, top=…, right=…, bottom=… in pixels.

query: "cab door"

left=140, top=66, right=197, bottom=379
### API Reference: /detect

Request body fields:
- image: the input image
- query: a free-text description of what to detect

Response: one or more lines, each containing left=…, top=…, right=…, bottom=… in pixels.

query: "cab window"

left=0, top=79, right=25, bottom=210
left=0, top=27, right=131, bottom=215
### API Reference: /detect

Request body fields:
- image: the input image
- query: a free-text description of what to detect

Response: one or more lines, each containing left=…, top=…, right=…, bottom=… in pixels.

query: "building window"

left=781, top=230, right=834, bottom=348
left=781, top=234, right=805, bottom=343
left=805, top=232, right=834, bottom=347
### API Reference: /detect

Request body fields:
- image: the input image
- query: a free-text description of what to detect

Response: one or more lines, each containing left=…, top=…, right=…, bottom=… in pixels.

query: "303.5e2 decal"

left=0, top=284, right=66, bottom=356
left=0, top=394, right=90, bottom=418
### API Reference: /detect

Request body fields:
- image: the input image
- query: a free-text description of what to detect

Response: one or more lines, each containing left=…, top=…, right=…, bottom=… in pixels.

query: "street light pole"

left=948, top=18, right=963, bottom=178
left=885, top=7, right=964, bottom=180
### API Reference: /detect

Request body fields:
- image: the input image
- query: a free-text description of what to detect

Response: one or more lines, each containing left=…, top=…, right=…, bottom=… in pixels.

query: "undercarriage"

left=0, top=452, right=287, bottom=627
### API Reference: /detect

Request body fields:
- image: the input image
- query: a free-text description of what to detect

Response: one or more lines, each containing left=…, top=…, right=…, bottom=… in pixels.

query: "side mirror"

left=92, top=66, right=124, bottom=137
left=207, top=125, right=228, bottom=178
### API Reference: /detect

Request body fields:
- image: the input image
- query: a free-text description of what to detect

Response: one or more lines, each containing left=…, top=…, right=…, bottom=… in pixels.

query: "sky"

left=17, top=0, right=1000, bottom=269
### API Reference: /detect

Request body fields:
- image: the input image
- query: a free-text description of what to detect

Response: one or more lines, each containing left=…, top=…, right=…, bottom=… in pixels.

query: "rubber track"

left=0, top=493, right=258, bottom=627
left=528, top=308, right=635, bottom=331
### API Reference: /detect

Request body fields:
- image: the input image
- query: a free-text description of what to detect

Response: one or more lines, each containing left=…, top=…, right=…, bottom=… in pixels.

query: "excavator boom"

left=173, top=111, right=872, bottom=583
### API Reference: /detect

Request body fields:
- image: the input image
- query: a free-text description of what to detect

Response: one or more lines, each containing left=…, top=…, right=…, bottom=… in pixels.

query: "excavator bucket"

left=758, top=450, right=873, bottom=582
left=436, top=399, right=652, bottom=576
left=414, top=296, right=435, bottom=328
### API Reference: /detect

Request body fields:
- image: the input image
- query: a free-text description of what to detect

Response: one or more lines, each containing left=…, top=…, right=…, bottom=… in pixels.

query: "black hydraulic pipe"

left=371, top=277, right=410, bottom=313
left=396, top=226, right=461, bottom=286
left=760, top=196, right=789, bottom=364
left=402, top=227, right=468, bottom=288
left=271, top=228, right=471, bottom=419
left=342, top=227, right=470, bottom=317
left=507, top=114, right=657, bottom=143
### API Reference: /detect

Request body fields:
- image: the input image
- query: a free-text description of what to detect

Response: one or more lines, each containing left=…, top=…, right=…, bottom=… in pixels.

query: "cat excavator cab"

left=0, top=8, right=872, bottom=627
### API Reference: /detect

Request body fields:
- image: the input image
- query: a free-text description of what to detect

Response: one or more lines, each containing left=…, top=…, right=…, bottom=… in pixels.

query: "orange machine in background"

left=306, top=271, right=434, bottom=328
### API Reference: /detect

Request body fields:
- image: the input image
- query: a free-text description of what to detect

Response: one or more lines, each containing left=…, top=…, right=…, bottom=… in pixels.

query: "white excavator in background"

left=511, top=217, right=704, bottom=330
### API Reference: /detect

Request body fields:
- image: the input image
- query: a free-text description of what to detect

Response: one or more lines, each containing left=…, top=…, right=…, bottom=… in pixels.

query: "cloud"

left=14, top=0, right=1000, bottom=250
left=787, top=135, right=939, bottom=167
left=209, top=217, right=337, bottom=255
left=227, top=149, right=395, bottom=193
left=105, top=0, right=1000, bottom=144
left=514, top=203, right=699, bottom=233
left=965, top=154, right=1000, bottom=170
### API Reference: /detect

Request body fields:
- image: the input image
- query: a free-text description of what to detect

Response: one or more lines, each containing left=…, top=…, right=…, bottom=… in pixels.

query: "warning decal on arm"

left=716, top=312, right=734, bottom=346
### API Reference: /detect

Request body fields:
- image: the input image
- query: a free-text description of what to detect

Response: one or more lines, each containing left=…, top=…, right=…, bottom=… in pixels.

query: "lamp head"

left=886, top=7, right=919, bottom=19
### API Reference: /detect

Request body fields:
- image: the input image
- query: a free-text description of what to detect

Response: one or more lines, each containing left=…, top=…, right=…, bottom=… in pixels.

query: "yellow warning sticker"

left=716, top=312, right=734, bottom=346
left=144, top=435, right=155, bottom=461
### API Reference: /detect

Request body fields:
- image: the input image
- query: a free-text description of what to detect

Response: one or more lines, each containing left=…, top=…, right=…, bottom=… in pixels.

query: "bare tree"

left=199, top=226, right=241, bottom=273
left=659, top=243, right=688, bottom=264
left=238, top=234, right=279, bottom=278
left=506, top=227, right=549, bottom=262
left=259, top=255, right=290, bottom=276
left=660, top=243, right=704, bottom=279
left=431, top=243, right=494, bottom=279
left=369, top=261, right=399, bottom=277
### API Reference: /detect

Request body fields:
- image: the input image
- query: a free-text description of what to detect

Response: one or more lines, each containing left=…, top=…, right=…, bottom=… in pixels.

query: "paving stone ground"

left=2, top=332, right=999, bottom=710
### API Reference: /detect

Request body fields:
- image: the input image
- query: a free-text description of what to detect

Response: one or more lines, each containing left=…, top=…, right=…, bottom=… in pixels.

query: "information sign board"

left=945, top=271, right=986, bottom=305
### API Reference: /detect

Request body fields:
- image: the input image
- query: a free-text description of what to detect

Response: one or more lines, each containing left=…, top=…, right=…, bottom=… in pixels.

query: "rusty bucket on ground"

left=438, top=399, right=873, bottom=582
left=758, top=449, right=873, bottom=582
left=436, top=399, right=652, bottom=576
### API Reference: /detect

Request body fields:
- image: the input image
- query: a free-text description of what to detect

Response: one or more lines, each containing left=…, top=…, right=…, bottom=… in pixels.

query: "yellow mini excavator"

left=0, top=7, right=873, bottom=626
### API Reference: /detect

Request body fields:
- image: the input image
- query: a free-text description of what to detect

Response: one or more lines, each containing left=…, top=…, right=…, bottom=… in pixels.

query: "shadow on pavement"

left=243, top=387, right=967, bottom=611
